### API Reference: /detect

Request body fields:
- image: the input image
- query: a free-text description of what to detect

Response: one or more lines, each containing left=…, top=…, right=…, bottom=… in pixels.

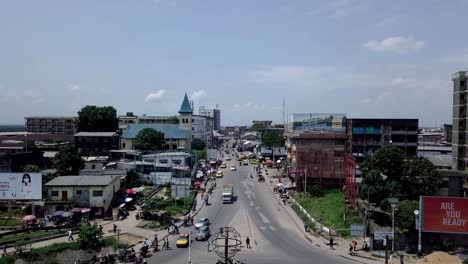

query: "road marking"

left=268, top=225, right=277, bottom=231
left=258, top=212, right=271, bottom=224
left=259, top=226, right=266, bottom=230
left=249, top=201, right=254, bottom=207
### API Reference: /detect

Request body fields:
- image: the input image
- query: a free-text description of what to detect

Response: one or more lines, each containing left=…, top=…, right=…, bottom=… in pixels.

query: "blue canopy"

left=53, top=210, right=65, bottom=217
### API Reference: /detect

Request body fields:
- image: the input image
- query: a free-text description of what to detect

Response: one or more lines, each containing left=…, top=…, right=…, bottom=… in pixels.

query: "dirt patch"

left=118, top=233, right=146, bottom=246
left=415, top=251, right=462, bottom=264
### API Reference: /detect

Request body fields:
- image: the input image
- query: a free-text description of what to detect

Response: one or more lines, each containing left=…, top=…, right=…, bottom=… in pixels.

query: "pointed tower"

left=179, top=93, right=193, bottom=150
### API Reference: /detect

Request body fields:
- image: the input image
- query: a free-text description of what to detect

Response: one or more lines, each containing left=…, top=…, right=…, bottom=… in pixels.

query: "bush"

left=306, top=185, right=325, bottom=197
left=102, top=238, right=127, bottom=250
left=78, top=225, right=101, bottom=249
left=462, top=259, right=468, bottom=264
left=0, top=256, right=15, bottom=264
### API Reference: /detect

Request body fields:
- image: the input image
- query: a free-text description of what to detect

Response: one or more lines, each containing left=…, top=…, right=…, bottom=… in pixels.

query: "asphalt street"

left=149, top=156, right=351, bottom=264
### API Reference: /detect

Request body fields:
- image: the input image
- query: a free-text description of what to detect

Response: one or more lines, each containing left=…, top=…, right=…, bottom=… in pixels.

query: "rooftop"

left=46, top=175, right=120, bottom=186
left=25, top=116, right=77, bottom=119
left=179, top=93, right=193, bottom=114
left=74, top=132, right=118, bottom=137
left=142, top=152, right=191, bottom=158
left=121, top=124, right=188, bottom=139
left=426, top=155, right=452, bottom=168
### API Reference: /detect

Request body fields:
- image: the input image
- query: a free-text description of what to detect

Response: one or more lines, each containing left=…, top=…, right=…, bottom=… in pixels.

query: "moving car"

left=230, top=165, right=236, bottom=171
left=220, top=162, right=227, bottom=169
left=194, top=217, right=210, bottom=229
left=195, top=226, right=211, bottom=241
left=225, top=155, right=231, bottom=161
left=176, top=233, right=190, bottom=248
left=242, top=160, right=249, bottom=166
left=250, top=159, right=259, bottom=165
left=216, top=170, right=223, bottom=178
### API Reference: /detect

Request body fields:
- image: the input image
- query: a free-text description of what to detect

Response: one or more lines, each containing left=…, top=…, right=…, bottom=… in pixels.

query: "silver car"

left=194, top=217, right=210, bottom=229
left=196, top=226, right=211, bottom=241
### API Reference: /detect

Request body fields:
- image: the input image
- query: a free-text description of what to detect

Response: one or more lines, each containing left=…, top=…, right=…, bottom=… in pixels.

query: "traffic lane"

left=239, top=164, right=349, bottom=264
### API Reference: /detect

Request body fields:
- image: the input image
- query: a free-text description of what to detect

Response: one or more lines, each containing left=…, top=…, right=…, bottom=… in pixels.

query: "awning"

left=70, top=208, right=82, bottom=213
left=22, top=215, right=36, bottom=222
left=81, top=208, right=91, bottom=213
left=53, top=211, right=64, bottom=217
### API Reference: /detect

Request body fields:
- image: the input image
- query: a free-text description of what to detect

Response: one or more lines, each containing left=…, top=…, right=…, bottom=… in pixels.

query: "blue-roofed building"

left=120, top=124, right=189, bottom=150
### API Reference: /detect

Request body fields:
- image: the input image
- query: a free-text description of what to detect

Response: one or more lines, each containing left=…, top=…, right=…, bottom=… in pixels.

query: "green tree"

left=401, top=157, right=441, bottom=200
left=394, top=200, right=419, bottom=231
left=77, top=105, right=118, bottom=132
left=261, top=131, right=285, bottom=147
left=250, top=123, right=266, bottom=131
left=23, top=164, right=40, bottom=172
left=134, top=128, right=165, bottom=150
left=78, top=225, right=101, bottom=249
left=371, top=147, right=404, bottom=180
left=191, top=138, right=206, bottom=150
left=53, top=145, right=84, bottom=175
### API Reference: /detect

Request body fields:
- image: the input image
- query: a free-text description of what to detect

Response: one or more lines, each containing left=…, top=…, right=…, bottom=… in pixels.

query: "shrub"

left=306, top=185, right=325, bottom=197
left=78, top=225, right=101, bottom=249
left=0, top=256, right=15, bottom=264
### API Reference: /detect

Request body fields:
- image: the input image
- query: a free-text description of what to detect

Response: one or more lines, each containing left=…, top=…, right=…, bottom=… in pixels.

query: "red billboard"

left=422, top=197, right=468, bottom=234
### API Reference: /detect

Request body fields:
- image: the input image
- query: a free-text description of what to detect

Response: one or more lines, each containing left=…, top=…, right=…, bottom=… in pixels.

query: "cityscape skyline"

left=1, top=0, right=467, bottom=126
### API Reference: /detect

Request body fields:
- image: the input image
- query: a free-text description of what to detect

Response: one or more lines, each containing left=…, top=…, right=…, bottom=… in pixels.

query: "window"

left=92, top=190, right=103, bottom=197
left=461, top=80, right=466, bottom=87
left=192, top=127, right=194, bottom=131
left=91, top=164, right=96, bottom=169
left=159, top=159, right=168, bottom=164
left=173, top=159, right=182, bottom=165
left=122, top=142, right=126, bottom=148
left=76, top=190, right=82, bottom=195
left=52, top=191, right=59, bottom=197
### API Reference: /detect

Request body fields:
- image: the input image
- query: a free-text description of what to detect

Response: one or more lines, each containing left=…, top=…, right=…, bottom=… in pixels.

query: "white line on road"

left=258, top=212, right=271, bottom=224
left=268, top=225, right=277, bottom=231
left=250, top=201, right=254, bottom=207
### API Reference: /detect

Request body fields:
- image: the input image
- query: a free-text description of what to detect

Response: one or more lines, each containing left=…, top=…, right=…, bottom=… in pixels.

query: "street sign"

left=350, top=224, right=364, bottom=237
left=373, top=229, right=393, bottom=240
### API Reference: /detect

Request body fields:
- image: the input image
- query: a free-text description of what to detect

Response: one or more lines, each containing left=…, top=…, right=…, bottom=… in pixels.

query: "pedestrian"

left=166, top=237, right=170, bottom=249
left=304, top=224, right=309, bottom=232
left=283, top=199, right=287, bottom=205
left=206, top=240, right=211, bottom=251
left=113, top=223, right=117, bottom=234
left=349, top=244, right=353, bottom=255
left=329, top=237, right=334, bottom=250
left=99, top=225, right=103, bottom=235
left=245, top=237, right=250, bottom=249
left=352, top=240, right=357, bottom=252
left=68, top=230, right=74, bottom=241
left=400, top=255, right=404, bottom=264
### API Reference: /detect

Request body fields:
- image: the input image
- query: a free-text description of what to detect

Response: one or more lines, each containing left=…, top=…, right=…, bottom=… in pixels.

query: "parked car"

left=220, top=163, right=227, bottom=169
left=194, top=217, right=210, bottom=229
left=216, top=170, right=223, bottom=178
left=242, top=160, right=249, bottom=166
left=176, top=233, right=190, bottom=248
left=230, top=165, right=236, bottom=171
left=196, top=226, right=211, bottom=241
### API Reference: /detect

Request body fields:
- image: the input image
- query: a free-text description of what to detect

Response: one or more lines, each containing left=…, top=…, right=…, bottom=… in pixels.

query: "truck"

left=221, top=184, right=234, bottom=203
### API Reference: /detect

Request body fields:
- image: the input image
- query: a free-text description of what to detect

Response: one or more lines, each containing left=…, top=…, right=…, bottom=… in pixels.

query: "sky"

left=0, top=0, right=467, bottom=126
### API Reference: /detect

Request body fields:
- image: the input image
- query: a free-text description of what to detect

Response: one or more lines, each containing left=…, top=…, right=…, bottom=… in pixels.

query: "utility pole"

left=188, top=229, right=192, bottom=264
left=224, top=227, right=229, bottom=264
left=384, top=235, right=389, bottom=264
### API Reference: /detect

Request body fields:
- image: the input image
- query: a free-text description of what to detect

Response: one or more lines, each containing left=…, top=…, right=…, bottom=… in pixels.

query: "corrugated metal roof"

left=74, top=132, right=118, bottom=137
left=121, top=124, right=188, bottom=139
left=46, top=175, right=119, bottom=186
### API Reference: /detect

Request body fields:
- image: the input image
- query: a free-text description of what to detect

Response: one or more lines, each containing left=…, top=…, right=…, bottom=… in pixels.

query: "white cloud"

left=144, top=89, right=166, bottom=102
left=67, top=84, right=81, bottom=92
left=190, top=90, right=207, bottom=101
left=364, top=36, right=424, bottom=53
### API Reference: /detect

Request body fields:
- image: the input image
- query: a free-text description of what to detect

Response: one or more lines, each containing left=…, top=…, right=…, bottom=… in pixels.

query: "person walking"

left=99, top=225, right=103, bottom=236
left=400, top=255, right=404, bottom=264
left=329, top=237, right=334, bottom=250
left=206, top=240, right=211, bottom=252
left=161, top=238, right=166, bottom=250
left=245, top=237, right=251, bottom=249
left=68, top=230, right=74, bottom=241
left=304, top=224, right=309, bottom=232
left=165, top=237, right=170, bottom=250
left=348, top=244, right=353, bottom=255
left=113, top=223, right=117, bottom=234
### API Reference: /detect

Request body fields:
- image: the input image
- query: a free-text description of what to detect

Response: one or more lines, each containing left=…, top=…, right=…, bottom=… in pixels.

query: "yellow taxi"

left=250, top=159, right=259, bottom=165
left=220, top=162, right=227, bottom=169
left=216, top=170, right=223, bottom=178
left=176, top=233, right=190, bottom=248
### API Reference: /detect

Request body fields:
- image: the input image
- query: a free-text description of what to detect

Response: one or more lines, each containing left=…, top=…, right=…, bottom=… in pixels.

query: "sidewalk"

left=262, top=166, right=380, bottom=264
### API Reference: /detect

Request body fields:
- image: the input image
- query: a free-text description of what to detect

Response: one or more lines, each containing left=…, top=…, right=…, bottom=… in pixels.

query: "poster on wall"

left=0, top=173, right=42, bottom=200
left=422, top=196, right=468, bottom=234
left=290, top=113, right=347, bottom=133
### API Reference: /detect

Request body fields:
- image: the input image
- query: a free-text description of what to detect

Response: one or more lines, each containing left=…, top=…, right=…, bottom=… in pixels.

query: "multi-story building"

left=285, top=113, right=347, bottom=190
left=120, top=124, right=189, bottom=151
left=25, top=116, right=78, bottom=135
left=452, top=71, right=468, bottom=170
left=252, top=120, right=272, bottom=129
left=192, top=115, right=213, bottom=145
left=346, top=118, right=418, bottom=160
left=199, top=106, right=221, bottom=130
left=138, top=115, right=178, bottom=125
left=74, top=132, right=120, bottom=156
left=117, top=112, right=138, bottom=129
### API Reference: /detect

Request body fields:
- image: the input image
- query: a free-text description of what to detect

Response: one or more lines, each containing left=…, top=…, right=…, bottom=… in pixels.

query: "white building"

left=192, top=115, right=213, bottom=145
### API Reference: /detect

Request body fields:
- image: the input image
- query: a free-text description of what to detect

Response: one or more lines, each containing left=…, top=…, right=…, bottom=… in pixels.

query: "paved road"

left=149, top=157, right=350, bottom=264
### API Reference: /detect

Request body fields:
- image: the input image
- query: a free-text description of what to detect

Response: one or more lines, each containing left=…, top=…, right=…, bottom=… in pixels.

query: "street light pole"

left=188, top=229, right=192, bottom=264
left=391, top=204, right=396, bottom=251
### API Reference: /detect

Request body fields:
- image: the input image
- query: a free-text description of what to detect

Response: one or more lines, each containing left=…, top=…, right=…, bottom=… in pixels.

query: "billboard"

left=290, top=113, right=346, bottom=133
left=0, top=173, right=42, bottom=200
left=422, top=196, right=468, bottom=234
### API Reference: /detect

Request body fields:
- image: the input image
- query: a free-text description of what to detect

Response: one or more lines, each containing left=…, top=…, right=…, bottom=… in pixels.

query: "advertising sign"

left=290, top=113, right=346, bottom=133
left=0, top=173, right=42, bottom=200
left=422, top=197, right=468, bottom=234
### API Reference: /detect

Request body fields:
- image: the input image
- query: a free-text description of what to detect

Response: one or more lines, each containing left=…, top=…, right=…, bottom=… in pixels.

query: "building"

left=138, top=115, right=178, bottom=125
left=140, top=152, right=191, bottom=186
left=199, top=106, right=221, bottom=130
left=74, top=132, right=120, bottom=156
left=179, top=93, right=193, bottom=150
left=45, top=175, right=121, bottom=216
left=452, top=71, right=468, bottom=170
left=286, top=113, right=347, bottom=190
left=192, top=115, right=213, bottom=145
left=444, top=124, right=452, bottom=143
left=82, top=156, right=109, bottom=170
left=252, top=120, right=272, bottom=129
left=117, top=112, right=138, bottom=129
left=25, top=116, right=78, bottom=135
left=120, top=124, right=189, bottom=150
left=346, top=118, right=418, bottom=160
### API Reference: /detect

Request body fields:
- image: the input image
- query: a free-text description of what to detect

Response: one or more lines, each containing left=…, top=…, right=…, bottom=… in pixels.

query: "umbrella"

left=70, top=208, right=82, bottom=213
left=53, top=211, right=64, bottom=217
left=277, top=183, right=285, bottom=187
left=125, top=197, right=133, bottom=203
left=81, top=208, right=91, bottom=213
left=124, top=189, right=134, bottom=195
left=22, top=215, right=36, bottom=222
left=194, top=181, right=202, bottom=186
left=266, top=160, right=273, bottom=164
left=62, top=212, right=73, bottom=217
left=119, top=203, right=126, bottom=208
